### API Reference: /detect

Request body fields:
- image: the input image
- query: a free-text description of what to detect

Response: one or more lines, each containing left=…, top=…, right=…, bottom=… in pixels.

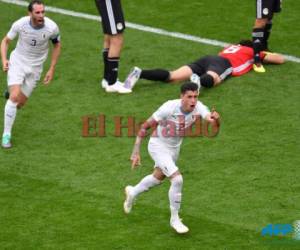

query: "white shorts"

left=7, top=52, right=42, bottom=97
left=148, top=140, right=180, bottom=177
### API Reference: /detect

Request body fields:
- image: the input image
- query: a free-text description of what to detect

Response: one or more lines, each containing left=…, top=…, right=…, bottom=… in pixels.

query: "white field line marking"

left=1, top=0, right=300, bottom=63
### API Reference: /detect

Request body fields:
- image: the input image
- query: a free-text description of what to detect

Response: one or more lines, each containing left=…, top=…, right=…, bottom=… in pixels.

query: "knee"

left=10, top=93, right=27, bottom=108
left=9, top=93, right=19, bottom=103
left=208, top=71, right=221, bottom=85
left=111, top=34, right=124, bottom=47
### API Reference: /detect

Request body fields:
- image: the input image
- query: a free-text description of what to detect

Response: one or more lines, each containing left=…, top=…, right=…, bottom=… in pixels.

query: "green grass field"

left=0, top=0, right=299, bottom=249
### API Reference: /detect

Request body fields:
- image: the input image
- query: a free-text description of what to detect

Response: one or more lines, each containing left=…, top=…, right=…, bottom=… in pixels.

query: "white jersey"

left=7, top=16, right=60, bottom=67
left=150, top=99, right=210, bottom=148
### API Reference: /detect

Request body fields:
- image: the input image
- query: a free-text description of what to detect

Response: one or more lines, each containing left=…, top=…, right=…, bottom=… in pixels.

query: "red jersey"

left=219, top=45, right=265, bottom=76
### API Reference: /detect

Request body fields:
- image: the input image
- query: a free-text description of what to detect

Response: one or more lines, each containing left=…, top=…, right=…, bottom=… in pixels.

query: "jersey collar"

left=29, top=19, right=45, bottom=30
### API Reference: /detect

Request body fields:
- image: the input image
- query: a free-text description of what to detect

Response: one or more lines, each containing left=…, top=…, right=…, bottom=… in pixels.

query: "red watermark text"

left=81, top=114, right=220, bottom=138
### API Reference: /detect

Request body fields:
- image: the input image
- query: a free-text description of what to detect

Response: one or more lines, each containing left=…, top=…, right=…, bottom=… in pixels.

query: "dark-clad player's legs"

left=95, top=0, right=130, bottom=93
left=253, top=18, right=269, bottom=70
left=104, top=33, right=124, bottom=85
left=252, top=0, right=282, bottom=73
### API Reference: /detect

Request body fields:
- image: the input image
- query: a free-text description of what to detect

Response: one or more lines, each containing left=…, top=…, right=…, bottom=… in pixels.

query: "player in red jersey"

left=123, top=40, right=285, bottom=90
left=219, top=42, right=269, bottom=76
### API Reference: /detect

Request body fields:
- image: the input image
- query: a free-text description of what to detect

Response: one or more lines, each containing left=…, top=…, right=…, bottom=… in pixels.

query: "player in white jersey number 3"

left=1, top=0, right=61, bottom=148
left=124, top=82, right=220, bottom=234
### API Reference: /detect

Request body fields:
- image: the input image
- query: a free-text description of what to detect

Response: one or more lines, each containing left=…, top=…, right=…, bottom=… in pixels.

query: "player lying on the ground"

left=123, top=40, right=285, bottom=90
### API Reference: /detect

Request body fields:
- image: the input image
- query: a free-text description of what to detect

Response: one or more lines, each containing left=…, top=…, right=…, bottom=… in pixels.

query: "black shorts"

left=256, top=0, right=282, bottom=19
left=95, top=0, right=125, bottom=35
left=187, top=56, right=232, bottom=80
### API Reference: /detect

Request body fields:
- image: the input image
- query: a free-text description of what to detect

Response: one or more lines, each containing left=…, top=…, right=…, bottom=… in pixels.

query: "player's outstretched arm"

left=43, top=42, right=61, bottom=84
left=263, top=52, right=285, bottom=65
left=1, top=36, right=11, bottom=72
left=130, top=117, right=158, bottom=169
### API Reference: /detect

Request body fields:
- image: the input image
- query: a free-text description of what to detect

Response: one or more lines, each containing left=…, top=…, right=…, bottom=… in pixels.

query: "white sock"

left=169, top=175, right=183, bottom=221
left=3, top=99, right=18, bottom=136
left=131, top=174, right=161, bottom=197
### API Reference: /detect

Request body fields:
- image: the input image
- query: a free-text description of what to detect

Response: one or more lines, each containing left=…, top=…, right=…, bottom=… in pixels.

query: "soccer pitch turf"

left=0, top=0, right=299, bottom=249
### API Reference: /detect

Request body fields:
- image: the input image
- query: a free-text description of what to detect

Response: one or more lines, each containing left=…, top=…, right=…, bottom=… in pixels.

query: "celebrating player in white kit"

left=124, top=82, right=220, bottom=234
left=1, top=0, right=61, bottom=148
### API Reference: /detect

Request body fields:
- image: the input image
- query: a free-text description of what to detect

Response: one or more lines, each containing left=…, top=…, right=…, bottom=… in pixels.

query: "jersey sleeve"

left=50, top=24, right=60, bottom=44
left=152, top=101, right=173, bottom=122
left=6, top=19, right=21, bottom=40
left=196, top=101, right=210, bottom=118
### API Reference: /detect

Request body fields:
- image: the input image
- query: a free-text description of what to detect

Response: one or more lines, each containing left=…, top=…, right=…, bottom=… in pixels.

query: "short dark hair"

left=180, top=82, right=199, bottom=94
left=28, top=0, right=44, bottom=12
left=239, top=39, right=253, bottom=48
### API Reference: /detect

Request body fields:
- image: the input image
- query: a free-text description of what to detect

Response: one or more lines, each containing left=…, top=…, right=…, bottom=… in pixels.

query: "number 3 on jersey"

left=30, top=39, right=37, bottom=46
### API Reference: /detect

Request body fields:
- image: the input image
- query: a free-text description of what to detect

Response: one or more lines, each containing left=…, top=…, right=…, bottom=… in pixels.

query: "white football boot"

left=170, top=218, right=189, bottom=234
left=106, top=81, right=132, bottom=94
left=101, top=79, right=108, bottom=89
left=101, top=78, right=122, bottom=89
left=123, top=185, right=135, bottom=214
left=124, top=67, right=142, bottom=90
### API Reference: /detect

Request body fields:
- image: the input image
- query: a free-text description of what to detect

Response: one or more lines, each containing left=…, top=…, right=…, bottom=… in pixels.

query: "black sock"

left=200, top=74, right=214, bottom=88
left=140, top=69, right=170, bottom=82
left=107, top=57, right=119, bottom=85
left=263, top=21, right=272, bottom=50
left=252, top=28, right=265, bottom=64
left=3, top=89, right=9, bottom=99
left=103, top=48, right=109, bottom=80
